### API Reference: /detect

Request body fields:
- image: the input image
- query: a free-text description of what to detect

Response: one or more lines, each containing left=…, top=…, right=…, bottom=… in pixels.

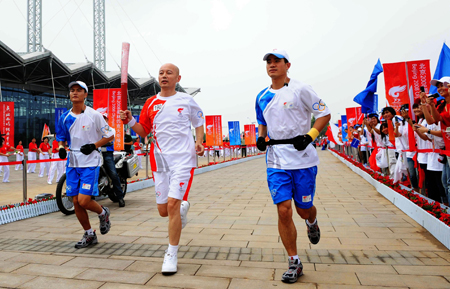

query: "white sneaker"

left=3, top=180, right=10, bottom=183
left=161, top=251, right=177, bottom=275
left=47, top=181, right=52, bottom=185
left=180, top=201, right=190, bottom=229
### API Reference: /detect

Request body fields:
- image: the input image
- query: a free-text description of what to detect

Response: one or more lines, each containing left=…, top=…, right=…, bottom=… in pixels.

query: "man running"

left=120, top=63, right=205, bottom=275
left=56, top=81, right=114, bottom=248
left=255, top=49, right=331, bottom=283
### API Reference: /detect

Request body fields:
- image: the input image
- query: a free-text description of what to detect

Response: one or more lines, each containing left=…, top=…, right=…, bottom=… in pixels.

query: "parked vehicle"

left=56, top=151, right=139, bottom=215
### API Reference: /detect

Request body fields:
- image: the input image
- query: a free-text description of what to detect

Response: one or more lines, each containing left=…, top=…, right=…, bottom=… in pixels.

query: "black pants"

left=102, top=152, right=124, bottom=199
left=360, top=150, right=368, bottom=164
left=241, top=147, right=247, bottom=157
left=419, top=163, right=445, bottom=203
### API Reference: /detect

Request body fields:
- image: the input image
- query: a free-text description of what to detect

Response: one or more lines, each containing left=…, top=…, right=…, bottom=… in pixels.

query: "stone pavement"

left=0, top=153, right=235, bottom=205
left=0, top=149, right=449, bottom=288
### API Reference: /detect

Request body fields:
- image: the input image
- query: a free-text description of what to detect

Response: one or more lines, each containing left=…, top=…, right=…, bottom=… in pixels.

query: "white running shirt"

left=139, top=92, right=204, bottom=172
left=56, top=106, right=114, bottom=168
left=255, top=79, right=331, bottom=169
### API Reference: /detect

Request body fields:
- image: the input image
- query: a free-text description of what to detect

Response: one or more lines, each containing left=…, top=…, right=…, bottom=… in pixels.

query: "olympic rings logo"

left=312, top=101, right=326, bottom=111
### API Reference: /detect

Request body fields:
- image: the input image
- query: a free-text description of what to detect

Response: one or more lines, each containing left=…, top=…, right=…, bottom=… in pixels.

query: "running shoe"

left=281, top=257, right=303, bottom=283
left=98, top=206, right=111, bottom=235
left=180, top=201, right=190, bottom=229
left=306, top=220, right=320, bottom=245
left=74, top=231, right=98, bottom=249
left=161, top=251, right=178, bottom=275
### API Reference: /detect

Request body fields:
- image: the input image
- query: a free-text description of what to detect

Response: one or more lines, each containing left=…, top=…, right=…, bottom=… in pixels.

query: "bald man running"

left=120, top=63, right=205, bottom=275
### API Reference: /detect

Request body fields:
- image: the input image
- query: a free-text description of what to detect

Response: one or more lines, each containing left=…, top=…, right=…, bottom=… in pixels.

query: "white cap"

left=263, top=49, right=290, bottom=62
left=68, top=81, right=88, bottom=93
left=430, top=76, right=450, bottom=87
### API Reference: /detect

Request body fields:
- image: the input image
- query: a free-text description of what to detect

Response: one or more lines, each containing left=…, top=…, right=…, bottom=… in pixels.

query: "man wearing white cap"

left=255, top=49, right=331, bottom=283
left=56, top=80, right=114, bottom=248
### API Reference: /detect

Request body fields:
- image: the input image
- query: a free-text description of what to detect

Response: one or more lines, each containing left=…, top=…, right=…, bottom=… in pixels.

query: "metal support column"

left=22, top=159, right=27, bottom=202
left=93, top=0, right=106, bottom=71
left=27, top=0, right=42, bottom=53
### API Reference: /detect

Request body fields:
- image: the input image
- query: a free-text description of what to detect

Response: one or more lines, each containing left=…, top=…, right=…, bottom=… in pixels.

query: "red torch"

left=121, top=42, right=130, bottom=124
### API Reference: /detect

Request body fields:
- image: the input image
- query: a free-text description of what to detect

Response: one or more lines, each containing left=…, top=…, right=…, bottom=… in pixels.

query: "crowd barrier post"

left=365, top=149, right=369, bottom=165
left=145, top=152, right=149, bottom=179
left=385, top=147, right=390, bottom=176
left=223, top=148, right=226, bottom=163
left=206, top=147, right=210, bottom=166
left=213, top=148, right=216, bottom=164
left=22, top=159, right=27, bottom=203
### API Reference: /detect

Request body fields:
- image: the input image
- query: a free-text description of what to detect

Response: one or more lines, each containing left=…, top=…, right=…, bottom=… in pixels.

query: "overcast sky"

left=1, top=0, right=449, bottom=130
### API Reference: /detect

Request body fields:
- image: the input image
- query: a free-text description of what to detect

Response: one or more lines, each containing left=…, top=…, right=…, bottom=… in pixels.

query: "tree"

left=311, top=116, right=329, bottom=138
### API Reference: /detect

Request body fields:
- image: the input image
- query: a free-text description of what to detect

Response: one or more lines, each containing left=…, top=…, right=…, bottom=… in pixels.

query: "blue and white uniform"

left=56, top=106, right=114, bottom=196
left=255, top=79, right=330, bottom=208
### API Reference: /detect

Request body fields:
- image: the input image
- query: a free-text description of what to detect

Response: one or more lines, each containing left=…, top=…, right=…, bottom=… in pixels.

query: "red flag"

left=346, top=107, right=358, bottom=127
left=206, top=115, right=223, bottom=146
left=42, top=123, right=50, bottom=141
left=383, top=62, right=410, bottom=113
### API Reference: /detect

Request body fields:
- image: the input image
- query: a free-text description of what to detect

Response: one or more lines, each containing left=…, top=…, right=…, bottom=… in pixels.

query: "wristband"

left=128, top=117, right=136, bottom=127
left=306, top=128, right=320, bottom=141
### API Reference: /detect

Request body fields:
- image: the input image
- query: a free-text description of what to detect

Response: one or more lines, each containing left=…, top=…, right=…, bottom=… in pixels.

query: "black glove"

left=58, top=147, right=67, bottom=159
left=80, top=143, right=97, bottom=155
left=293, top=134, right=313, bottom=151
left=257, top=137, right=267, bottom=151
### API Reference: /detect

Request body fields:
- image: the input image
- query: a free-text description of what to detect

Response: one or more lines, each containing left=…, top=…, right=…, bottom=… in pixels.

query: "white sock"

left=99, top=208, right=106, bottom=216
left=168, top=244, right=179, bottom=255
left=86, top=228, right=94, bottom=235
left=306, top=219, right=317, bottom=226
left=289, top=255, right=299, bottom=261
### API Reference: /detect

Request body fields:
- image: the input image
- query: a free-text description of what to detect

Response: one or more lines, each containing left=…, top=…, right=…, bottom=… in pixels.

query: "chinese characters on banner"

left=406, top=60, right=431, bottom=101
left=383, top=60, right=431, bottom=113
left=93, top=89, right=124, bottom=151
left=244, top=124, right=256, bottom=145
left=205, top=115, right=223, bottom=146
left=0, top=102, right=14, bottom=147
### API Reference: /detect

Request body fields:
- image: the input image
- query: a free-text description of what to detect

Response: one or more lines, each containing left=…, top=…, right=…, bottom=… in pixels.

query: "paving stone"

left=75, top=268, right=153, bottom=284
left=0, top=272, right=36, bottom=287
left=197, top=264, right=273, bottom=280
left=14, top=263, right=87, bottom=278
left=19, top=276, right=103, bottom=289
left=6, top=253, right=74, bottom=265
left=148, top=274, right=230, bottom=289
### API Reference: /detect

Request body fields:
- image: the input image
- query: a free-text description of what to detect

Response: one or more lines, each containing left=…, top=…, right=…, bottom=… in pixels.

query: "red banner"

left=406, top=60, right=431, bottom=102
left=244, top=124, right=256, bottom=145
left=205, top=115, right=223, bottom=146
left=345, top=107, right=361, bottom=127
left=0, top=102, right=14, bottom=147
left=93, top=89, right=124, bottom=151
left=383, top=62, right=409, bottom=113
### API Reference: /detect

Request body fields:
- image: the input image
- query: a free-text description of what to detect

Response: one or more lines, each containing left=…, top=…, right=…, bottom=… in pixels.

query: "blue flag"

left=361, top=94, right=378, bottom=114
left=341, top=115, right=348, bottom=142
left=353, top=59, right=383, bottom=112
left=430, top=43, right=450, bottom=95
left=351, top=138, right=360, bottom=148
left=55, top=108, right=67, bottom=134
left=228, top=121, right=241, bottom=146
left=130, top=115, right=140, bottom=136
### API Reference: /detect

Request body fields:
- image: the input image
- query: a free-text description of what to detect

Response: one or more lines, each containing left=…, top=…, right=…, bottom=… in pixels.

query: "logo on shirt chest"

left=177, top=108, right=184, bottom=117
left=282, top=101, right=294, bottom=109
left=82, top=125, right=91, bottom=131
left=153, top=104, right=163, bottom=111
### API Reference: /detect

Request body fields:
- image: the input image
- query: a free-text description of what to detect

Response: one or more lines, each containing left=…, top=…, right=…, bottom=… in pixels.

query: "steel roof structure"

left=0, top=40, right=199, bottom=105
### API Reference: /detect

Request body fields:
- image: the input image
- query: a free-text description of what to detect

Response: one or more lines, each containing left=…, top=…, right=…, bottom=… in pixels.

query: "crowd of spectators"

left=341, top=77, right=450, bottom=206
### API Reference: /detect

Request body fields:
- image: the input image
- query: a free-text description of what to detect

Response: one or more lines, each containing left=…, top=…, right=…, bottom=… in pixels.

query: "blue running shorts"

left=66, top=167, right=100, bottom=197
left=267, top=166, right=318, bottom=209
